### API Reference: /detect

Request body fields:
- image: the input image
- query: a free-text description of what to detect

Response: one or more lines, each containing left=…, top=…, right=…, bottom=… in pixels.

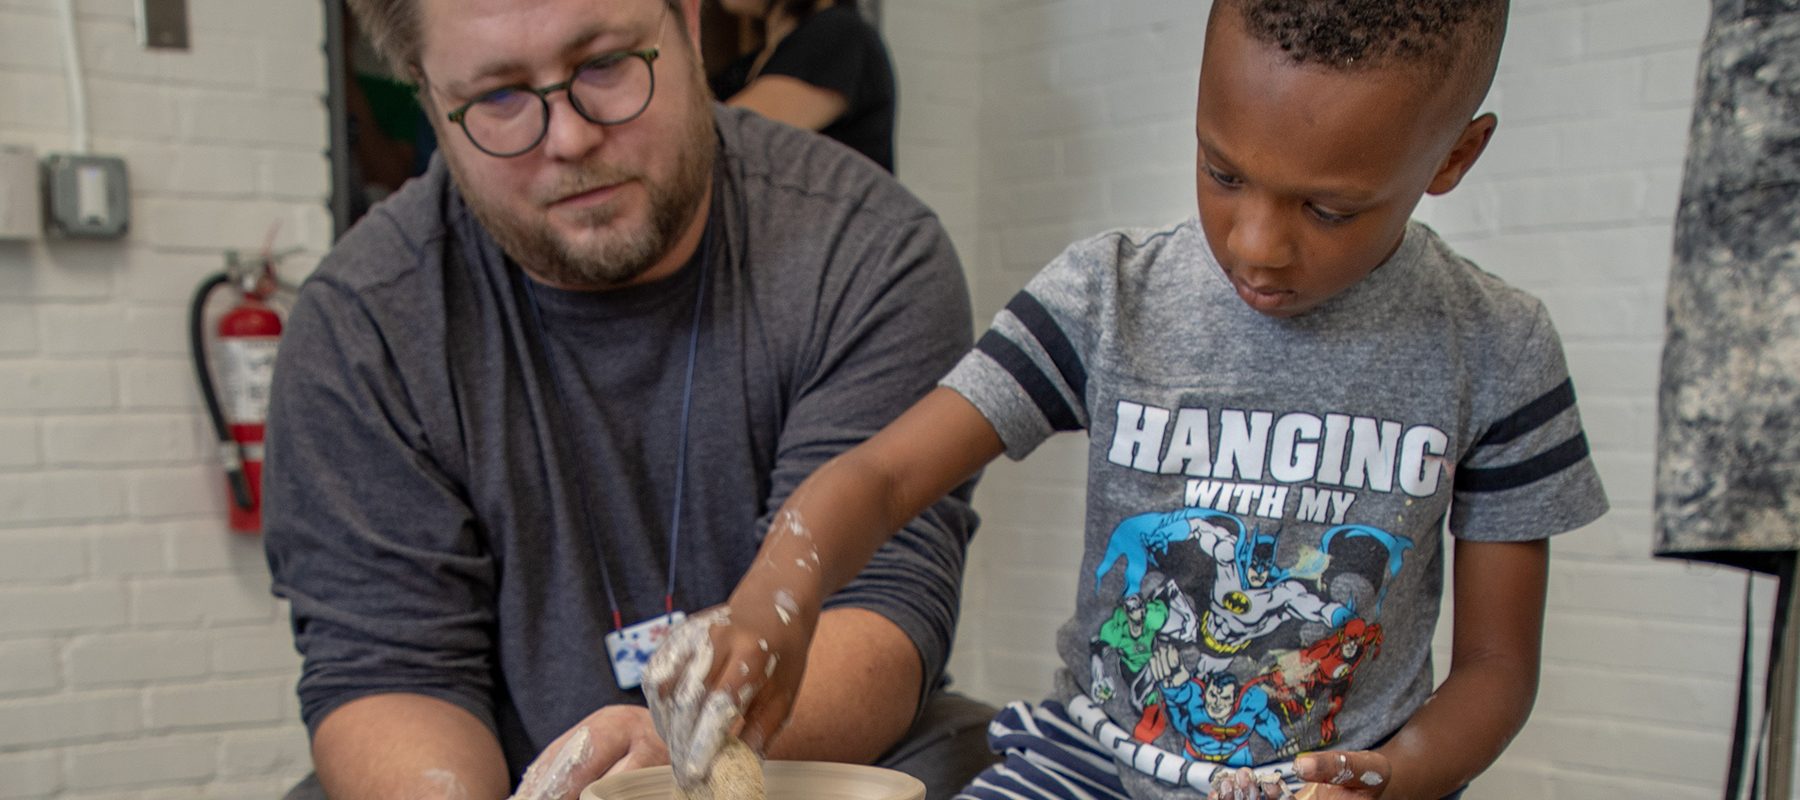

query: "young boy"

left=648, top=1, right=1606, bottom=797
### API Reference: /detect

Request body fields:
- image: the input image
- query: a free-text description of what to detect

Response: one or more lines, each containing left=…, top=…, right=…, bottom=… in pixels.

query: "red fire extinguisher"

left=190, top=251, right=286, bottom=534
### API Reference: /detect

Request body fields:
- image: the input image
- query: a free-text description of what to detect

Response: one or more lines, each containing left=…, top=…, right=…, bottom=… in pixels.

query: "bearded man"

left=264, top=1, right=990, bottom=798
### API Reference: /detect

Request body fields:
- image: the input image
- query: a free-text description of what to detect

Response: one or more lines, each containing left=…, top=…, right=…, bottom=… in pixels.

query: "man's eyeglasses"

left=444, top=47, right=661, bottom=158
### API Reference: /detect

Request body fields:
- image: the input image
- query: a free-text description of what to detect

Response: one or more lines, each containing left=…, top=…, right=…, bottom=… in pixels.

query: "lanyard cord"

left=521, top=232, right=711, bottom=630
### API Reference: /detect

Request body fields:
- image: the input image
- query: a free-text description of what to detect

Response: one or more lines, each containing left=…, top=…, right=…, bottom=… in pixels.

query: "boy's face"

left=1194, top=6, right=1495, bottom=318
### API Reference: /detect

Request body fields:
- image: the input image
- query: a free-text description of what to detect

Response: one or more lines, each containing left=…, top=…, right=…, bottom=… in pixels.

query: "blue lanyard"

left=521, top=233, right=710, bottom=630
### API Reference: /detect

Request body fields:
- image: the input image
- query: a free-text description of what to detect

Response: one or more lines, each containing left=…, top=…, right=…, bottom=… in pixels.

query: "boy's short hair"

left=1220, top=0, right=1508, bottom=106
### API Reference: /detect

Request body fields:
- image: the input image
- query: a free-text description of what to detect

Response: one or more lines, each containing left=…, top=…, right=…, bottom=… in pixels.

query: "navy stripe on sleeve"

left=1005, top=292, right=1088, bottom=404
left=1456, top=432, right=1592, bottom=493
left=1476, top=378, right=1576, bottom=447
left=976, top=330, right=1083, bottom=432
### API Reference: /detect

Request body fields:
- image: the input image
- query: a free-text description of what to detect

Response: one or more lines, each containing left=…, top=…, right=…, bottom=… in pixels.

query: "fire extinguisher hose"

left=189, top=272, right=256, bottom=512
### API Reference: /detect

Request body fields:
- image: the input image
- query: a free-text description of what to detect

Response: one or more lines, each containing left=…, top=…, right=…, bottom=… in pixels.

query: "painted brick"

left=64, top=736, right=217, bottom=791
left=258, top=150, right=331, bottom=201
left=166, top=520, right=259, bottom=572
left=1582, top=0, right=1711, bottom=56
left=1494, top=173, right=1646, bottom=231
left=0, top=471, right=129, bottom=526
left=117, top=250, right=227, bottom=305
left=0, top=361, right=117, bottom=413
left=186, top=0, right=322, bottom=37
left=216, top=727, right=310, bottom=779
left=66, top=631, right=211, bottom=686
left=131, top=574, right=275, bottom=626
left=117, top=357, right=201, bottom=410
left=0, top=419, right=41, bottom=469
left=0, top=246, right=117, bottom=301
left=211, top=628, right=301, bottom=675
left=0, top=71, right=72, bottom=134
left=0, top=582, right=127, bottom=634
left=38, top=304, right=135, bottom=356
left=1499, top=59, right=1643, bottom=124
left=145, top=677, right=287, bottom=729
left=0, top=533, right=86, bottom=582
left=83, top=76, right=188, bottom=142
left=0, top=639, right=60, bottom=695
left=0, top=750, right=61, bottom=799
left=1500, top=7, right=1584, bottom=71
left=89, top=528, right=167, bottom=577
left=1642, top=46, right=1703, bottom=108
left=185, top=91, right=324, bottom=149
left=0, top=303, right=37, bottom=354
left=0, top=691, right=140, bottom=748
left=44, top=415, right=201, bottom=465
left=0, top=9, right=62, bottom=71
left=136, top=197, right=322, bottom=252
left=129, top=465, right=227, bottom=518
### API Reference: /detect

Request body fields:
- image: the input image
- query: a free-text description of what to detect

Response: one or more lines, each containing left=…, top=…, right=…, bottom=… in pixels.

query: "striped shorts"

left=954, top=700, right=1464, bottom=800
left=954, top=700, right=1134, bottom=800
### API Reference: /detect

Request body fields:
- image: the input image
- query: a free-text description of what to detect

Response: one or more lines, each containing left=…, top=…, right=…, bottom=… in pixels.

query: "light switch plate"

left=43, top=153, right=129, bottom=239
left=137, top=0, right=189, bottom=50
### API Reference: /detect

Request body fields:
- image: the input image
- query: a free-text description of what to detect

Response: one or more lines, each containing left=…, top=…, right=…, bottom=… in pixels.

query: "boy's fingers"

left=1295, top=751, right=1387, bottom=789
left=737, top=677, right=797, bottom=756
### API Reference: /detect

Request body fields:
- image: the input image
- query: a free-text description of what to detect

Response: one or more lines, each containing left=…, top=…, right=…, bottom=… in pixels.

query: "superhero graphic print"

left=1085, top=401, right=1433, bottom=767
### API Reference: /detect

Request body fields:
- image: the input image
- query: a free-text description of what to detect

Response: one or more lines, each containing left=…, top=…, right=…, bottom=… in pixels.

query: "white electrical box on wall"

left=0, top=145, right=40, bottom=241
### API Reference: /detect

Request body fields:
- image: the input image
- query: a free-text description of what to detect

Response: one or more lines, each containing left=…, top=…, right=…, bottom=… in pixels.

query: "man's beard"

left=455, top=84, right=716, bottom=289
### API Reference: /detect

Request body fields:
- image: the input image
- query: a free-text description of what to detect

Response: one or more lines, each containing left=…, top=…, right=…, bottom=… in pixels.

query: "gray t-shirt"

left=264, top=106, right=978, bottom=780
left=942, top=217, right=1607, bottom=797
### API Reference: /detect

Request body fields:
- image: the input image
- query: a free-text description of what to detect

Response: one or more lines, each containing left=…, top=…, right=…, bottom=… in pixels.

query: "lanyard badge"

left=606, top=610, right=687, bottom=691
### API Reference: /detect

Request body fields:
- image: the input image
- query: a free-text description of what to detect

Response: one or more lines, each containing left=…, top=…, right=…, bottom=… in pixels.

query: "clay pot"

left=582, top=761, right=926, bottom=800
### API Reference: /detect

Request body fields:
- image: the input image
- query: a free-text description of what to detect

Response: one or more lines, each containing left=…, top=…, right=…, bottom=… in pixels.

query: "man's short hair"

left=347, top=0, right=685, bottom=77
left=1221, top=0, right=1508, bottom=95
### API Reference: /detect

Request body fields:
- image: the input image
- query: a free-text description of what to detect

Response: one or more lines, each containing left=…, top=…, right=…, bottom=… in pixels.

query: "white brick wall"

left=0, top=0, right=321, bottom=795
left=886, top=2, right=1766, bottom=798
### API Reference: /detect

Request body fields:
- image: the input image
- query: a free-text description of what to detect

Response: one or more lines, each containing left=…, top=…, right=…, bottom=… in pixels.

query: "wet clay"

left=675, top=737, right=763, bottom=800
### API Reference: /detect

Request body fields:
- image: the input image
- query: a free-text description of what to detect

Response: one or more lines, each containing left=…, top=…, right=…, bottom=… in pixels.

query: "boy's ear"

left=1425, top=112, right=1498, bottom=196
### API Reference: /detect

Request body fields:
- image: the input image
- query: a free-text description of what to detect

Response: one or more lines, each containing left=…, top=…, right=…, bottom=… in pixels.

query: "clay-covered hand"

left=644, top=512, right=825, bottom=791
left=1206, top=767, right=1300, bottom=800
left=1290, top=750, right=1392, bottom=799
left=506, top=705, right=670, bottom=800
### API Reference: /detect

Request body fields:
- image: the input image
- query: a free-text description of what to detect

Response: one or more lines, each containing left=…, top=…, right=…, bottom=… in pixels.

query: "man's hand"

left=507, top=706, right=670, bottom=800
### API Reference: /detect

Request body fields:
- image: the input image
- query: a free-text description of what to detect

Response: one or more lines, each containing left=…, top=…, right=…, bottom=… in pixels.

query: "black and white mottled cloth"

left=1656, top=1, right=1800, bottom=571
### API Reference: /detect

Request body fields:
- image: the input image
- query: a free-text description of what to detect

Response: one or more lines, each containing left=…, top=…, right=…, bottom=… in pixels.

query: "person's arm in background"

left=726, top=75, right=848, bottom=131
left=722, top=6, right=876, bottom=132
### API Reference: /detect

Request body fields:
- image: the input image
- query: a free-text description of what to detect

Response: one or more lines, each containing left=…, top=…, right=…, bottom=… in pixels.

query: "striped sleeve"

left=942, top=252, right=1098, bottom=460
left=1450, top=306, right=1609, bottom=540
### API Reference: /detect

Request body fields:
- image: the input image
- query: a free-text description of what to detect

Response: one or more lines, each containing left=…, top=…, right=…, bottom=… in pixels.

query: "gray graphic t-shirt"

left=943, top=217, right=1607, bottom=797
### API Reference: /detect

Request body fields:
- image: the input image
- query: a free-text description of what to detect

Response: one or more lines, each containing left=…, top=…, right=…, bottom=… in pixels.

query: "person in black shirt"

left=712, top=0, right=897, bottom=171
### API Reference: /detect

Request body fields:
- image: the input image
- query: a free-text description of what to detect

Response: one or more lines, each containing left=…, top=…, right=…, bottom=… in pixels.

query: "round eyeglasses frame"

left=444, top=48, right=661, bottom=158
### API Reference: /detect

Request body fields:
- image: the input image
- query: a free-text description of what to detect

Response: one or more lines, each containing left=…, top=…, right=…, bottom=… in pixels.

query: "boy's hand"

left=643, top=513, right=825, bottom=791
left=1291, top=751, right=1392, bottom=798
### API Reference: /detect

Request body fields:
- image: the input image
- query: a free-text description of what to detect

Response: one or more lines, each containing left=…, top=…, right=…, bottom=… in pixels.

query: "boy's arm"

left=646, top=387, right=1004, bottom=780
left=1298, top=537, right=1548, bottom=797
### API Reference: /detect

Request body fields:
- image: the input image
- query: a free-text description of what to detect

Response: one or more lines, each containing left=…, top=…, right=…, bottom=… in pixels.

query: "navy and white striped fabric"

left=954, top=701, right=1133, bottom=800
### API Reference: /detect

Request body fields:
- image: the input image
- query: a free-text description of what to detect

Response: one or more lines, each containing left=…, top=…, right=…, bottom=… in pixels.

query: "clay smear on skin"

left=421, top=769, right=468, bottom=800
